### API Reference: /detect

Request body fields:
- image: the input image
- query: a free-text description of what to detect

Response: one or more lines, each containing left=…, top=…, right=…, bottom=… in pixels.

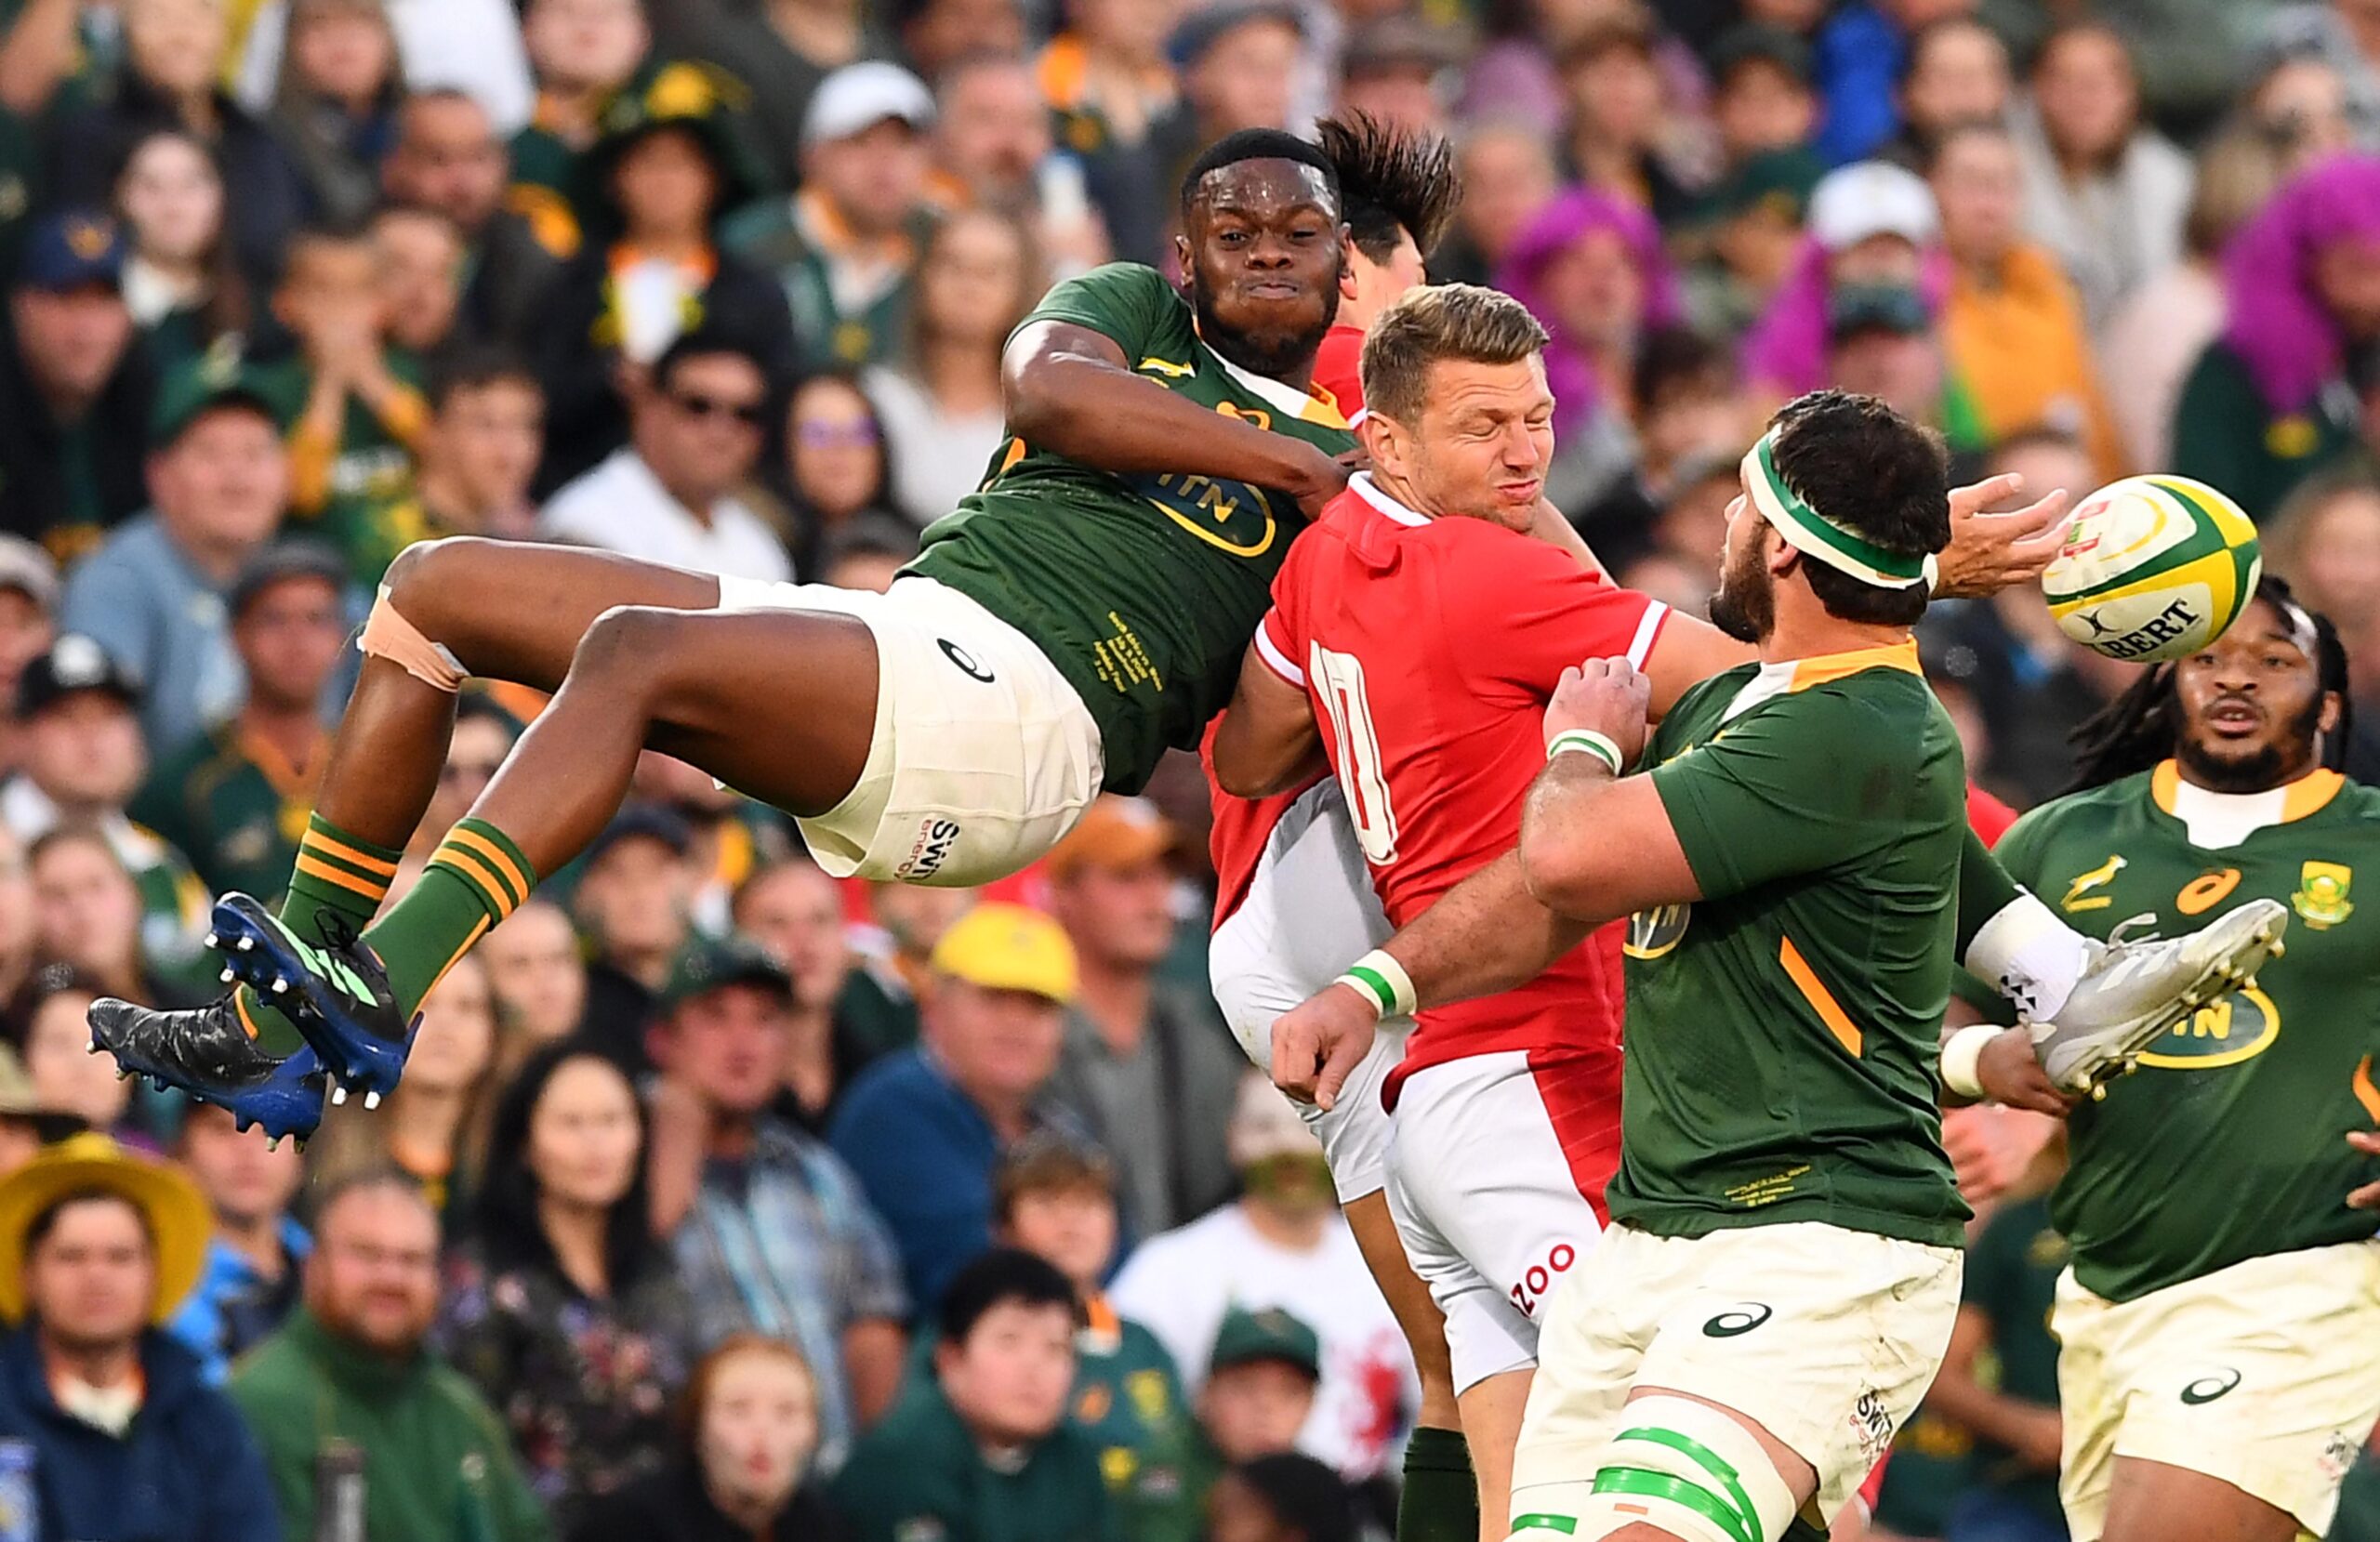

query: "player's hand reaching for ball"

left=1542, top=658, right=1650, bottom=769
left=1271, top=982, right=1380, bottom=1110
left=1933, top=472, right=2074, bottom=599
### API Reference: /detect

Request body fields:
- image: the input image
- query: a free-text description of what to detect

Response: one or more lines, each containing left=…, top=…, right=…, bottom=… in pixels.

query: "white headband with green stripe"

left=1741, top=429, right=1937, bottom=591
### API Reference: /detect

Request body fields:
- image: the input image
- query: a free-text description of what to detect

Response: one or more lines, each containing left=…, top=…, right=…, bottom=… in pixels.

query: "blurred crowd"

left=0, top=0, right=2371, bottom=1537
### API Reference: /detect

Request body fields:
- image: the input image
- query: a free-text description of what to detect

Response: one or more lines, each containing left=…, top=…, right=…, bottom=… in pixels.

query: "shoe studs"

left=330, top=1085, right=347, bottom=1106
left=203, top=931, right=218, bottom=948
left=270, top=977, right=287, bottom=995
left=363, top=1090, right=380, bottom=1110
left=235, top=936, right=253, bottom=952
left=218, top=968, right=234, bottom=984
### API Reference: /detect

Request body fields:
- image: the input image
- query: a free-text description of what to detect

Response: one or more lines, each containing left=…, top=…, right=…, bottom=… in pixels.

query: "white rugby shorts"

left=717, top=574, right=1103, bottom=887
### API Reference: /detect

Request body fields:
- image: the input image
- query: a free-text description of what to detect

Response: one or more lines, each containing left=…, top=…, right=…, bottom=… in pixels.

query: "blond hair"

left=1358, top=283, right=1550, bottom=428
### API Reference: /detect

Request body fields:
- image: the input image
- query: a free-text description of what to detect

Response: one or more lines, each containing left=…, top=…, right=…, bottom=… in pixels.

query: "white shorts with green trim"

left=2052, top=1239, right=2380, bottom=1541
left=716, top=574, right=1104, bottom=887
left=1511, top=1219, right=1962, bottom=1535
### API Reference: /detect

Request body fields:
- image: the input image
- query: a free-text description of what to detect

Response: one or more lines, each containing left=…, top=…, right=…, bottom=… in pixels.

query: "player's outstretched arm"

left=1270, top=849, right=1593, bottom=1107
left=1212, top=640, right=1326, bottom=797
left=1516, top=660, right=1702, bottom=922
left=1005, top=320, right=1351, bottom=512
left=1933, top=472, right=2073, bottom=599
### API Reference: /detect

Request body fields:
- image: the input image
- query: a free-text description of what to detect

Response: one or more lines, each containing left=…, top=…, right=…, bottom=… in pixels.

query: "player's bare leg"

left=1462, top=1368, right=1532, bottom=1541
left=1346, top=1190, right=1477, bottom=1539
left=2098, top=1458, right=2304, bottom=1542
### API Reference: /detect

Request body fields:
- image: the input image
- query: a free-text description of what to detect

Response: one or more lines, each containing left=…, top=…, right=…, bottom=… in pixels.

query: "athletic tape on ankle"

left=358, top=586, right=467, bottom=693
left=1964, top=889, right=2082, bottom=1022
left=1339, top=948, right=1417, bottom=1020
left=1939, top=1022, right=2002, bottom=1100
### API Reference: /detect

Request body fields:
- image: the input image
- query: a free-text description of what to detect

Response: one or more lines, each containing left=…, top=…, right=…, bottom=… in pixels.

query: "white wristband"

left=1547, top=729, right=1625, bottom=775
left=1338, top=949, right=1417, bottom=1021
left=1939, top=1022, right=2003, bottom=1100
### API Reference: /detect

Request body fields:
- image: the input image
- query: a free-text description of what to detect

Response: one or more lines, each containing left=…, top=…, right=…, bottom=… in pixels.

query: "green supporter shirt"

left=906, top=262, right=1356, bottom=795
left=229, top=1309, right=550, bottom=1542
left=130, top=724, right=318, bottom=904
left=1958, top=1192, right=2068, bottom=1523
left=2334, top=1443, right=2380, bottom=1542
left=832, top=1375, right=1119, bottom=1542
left=247, top=351, right=429, bottom=513
left=1620, top=641, right=1969, bottom=1245
left=1983, top=761, right=2380, bottom=1302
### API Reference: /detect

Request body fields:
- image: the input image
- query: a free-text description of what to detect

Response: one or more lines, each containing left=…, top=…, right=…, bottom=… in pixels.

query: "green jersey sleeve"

left=1650, top=682, right=1932, bottom=900
left=1020, top=262, right=1183, bottom=359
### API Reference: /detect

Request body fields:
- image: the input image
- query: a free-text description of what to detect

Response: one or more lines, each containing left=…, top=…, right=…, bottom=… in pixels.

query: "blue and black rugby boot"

left=86, top=995, right=329, bottom=1145
left=205, top=893, right=414, bottom=1105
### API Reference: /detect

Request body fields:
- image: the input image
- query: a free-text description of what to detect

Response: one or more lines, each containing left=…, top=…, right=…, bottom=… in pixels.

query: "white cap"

left=1226, top=1071, right=1322, bottom=1167
left=802, top=61, right=935, bottom=147
left=1808, top=161, right=1938, bottom=251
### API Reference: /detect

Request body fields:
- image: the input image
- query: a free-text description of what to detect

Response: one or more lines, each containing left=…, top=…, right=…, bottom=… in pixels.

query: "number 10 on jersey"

left=1311, top=644, right=1400, bottom=866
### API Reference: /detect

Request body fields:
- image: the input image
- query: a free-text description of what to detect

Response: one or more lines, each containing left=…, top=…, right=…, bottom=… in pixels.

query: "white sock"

left=1964, top=890, right=2088, bottom=1022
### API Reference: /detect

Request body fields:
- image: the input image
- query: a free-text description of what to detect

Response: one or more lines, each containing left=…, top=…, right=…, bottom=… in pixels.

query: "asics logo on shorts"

left=938, top=639, right=995, bottom=682
left=1701, top=1302, right=1772, bottom=1338
left=2181, top=1368, right=2241, bottom=1404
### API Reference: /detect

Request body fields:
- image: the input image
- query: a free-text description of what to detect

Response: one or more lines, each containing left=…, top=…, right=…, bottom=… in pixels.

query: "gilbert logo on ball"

left=2043, top=475, right=2261, bottom=663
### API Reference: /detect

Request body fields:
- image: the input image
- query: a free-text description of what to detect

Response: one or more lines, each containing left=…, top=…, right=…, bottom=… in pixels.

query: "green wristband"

left=1546, top=729, right=1624, bottom=775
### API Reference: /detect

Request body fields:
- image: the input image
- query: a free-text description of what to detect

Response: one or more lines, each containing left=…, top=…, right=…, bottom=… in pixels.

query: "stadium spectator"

left=397, top=692, right=520, bottom=880
left=256, top=224, right=429, bottom=522
left=1557, top=9, right=1696, bottom=226
left=236, top=0, right=536, bottom=136
left=830, top=1247, right=1114, bottom=1542
left=47, top=0, right=308, bottom=289
left=1206, top=1453, right=1365, bottom=1542
left=830, top=902, right=1089, bottom=1314
left=0, top=826, right=35, bottom=1012
left=1746, top=156, right=1939, bottom=400
left=566, top=1335, right=854, bottom=1542
left=12, top=968, right=138, bottom=1139
left=1580, top=325, right=1752, bottom=568
left=728, top=858, right=855, bottom=1126
left=165, top=1100, right=309, bottom=1385
left=866, top=208, right=1037, bottom=526
left=541, top=328, right=792, bottom=581
left=1035, top=0, right=1181, bottom=267
left=0, top=1046, right=76, bottom=1177
left=1158, top=2, right=1305, bottom=174
left=2173, top=152, right=2380, bottom=519
left=369, top=203, right=468, bottom=363
left=818, top=512, right=921, bottom=593
left=1497, top=187, right=1683, bottom=514
left=1895, top=17, right=2011, bottom=158
left=2010, top=23, right=2191, bottom=334
left=231, top=1171, right=549, bottom=1542
left=1823, top=282, right=1984, bottom=463
left=927, top=53, right=1107, bottom=284
left=0, top=540, right=60, bottom=776
left=779, top=370, right=895, bottom=573
left=333, top=347, right=544, bottom=584
left=269, top=0, right=408, bottom=229
left=8, top=640, right=212, bottom=976
left=1433, top=119, right=1559, bottom=287
left=2100, top=132, right=2279, bottom=471
left=1927, top=121, right=2126, bottom=478
left=1337, top=16, right=1466, bottom=136
left=994, top=1136, right=1198, bottom=1541
left=442, top=1039, right=698, bottom=1525
left=308, top=952, right=498, bottom=1221
left=132, top=544, right=348, bottom=903
left=536, top=66, right=793, bottom=491
left=0, top=212, right=155, bottom=561
left=1042, top=796, right=1239, bottom=1236
left=1111, top=1074, right=1417, bottom=1482
left=1708, top=24, right=1819, bottom=168
left=481, top=898, right=591, bottom=1049
left=664, top=0, right=893, bottom=197
left=110, top=130, right=251, bottom=376
left=2239, top=51, right=2359, bottom=178
left=645, top=935, right=908, bottom=1472
left=0, top=1133, right=280, bottom=1541
left=728, top=61, right=938, bottom=371
left=573, top=806, right=698, bottom=1065
left=379, top=89, right=561, bottom=349
left=1196, top=1307, right=1321, bottom=1471
left=509, top=0, right=653, bottom=230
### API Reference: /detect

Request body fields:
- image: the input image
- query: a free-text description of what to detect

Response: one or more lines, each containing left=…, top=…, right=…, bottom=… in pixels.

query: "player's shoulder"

left=2006, top=770, right=2155, bottom=843
left=1026, top=261, right=1184, bottom=329
left=2316, top=771, right=2380, bottom=830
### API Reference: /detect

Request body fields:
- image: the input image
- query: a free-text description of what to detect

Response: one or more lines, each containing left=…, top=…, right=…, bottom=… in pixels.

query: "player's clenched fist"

left=1541, top=657, right=1650, bottom=767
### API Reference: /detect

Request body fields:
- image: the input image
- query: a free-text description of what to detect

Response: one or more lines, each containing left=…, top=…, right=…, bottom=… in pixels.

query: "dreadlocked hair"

left=2063, top=574, right=2354, bottom=793
left=1314, top=111, right=1461, bottom=265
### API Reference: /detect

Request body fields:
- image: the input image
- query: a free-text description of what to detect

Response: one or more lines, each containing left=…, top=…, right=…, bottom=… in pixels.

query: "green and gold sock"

left=237, top=815, right=405, bottom=1054
left=362, top=818, right=536, bottom=1016
left=1396, top=1425, right=1477, bottom=1542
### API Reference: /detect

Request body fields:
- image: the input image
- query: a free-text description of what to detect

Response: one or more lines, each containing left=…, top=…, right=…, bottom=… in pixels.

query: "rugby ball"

left=2043, top=475, right=2261, bottom=663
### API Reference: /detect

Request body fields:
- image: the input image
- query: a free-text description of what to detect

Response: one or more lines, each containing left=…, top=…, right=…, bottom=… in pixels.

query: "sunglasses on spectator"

left=797, top=419, right=880, bottom=449
left=668, top=389, right=769, bottom=428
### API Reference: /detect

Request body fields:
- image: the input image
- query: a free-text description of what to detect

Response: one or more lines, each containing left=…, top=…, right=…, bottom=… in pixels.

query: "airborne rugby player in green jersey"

left=1962, top=577, right=2380, bottom=1542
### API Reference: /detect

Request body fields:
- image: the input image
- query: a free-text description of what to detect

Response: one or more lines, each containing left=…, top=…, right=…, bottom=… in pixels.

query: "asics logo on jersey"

left=938, top=639, right=995, bottom=682
left=1701, top=1303, right=1772, bottom=1338
left=2181, top=1368, right=2241, bottom=1404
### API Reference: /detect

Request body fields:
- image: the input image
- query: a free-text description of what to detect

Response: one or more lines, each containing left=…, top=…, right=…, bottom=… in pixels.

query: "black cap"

left=1168, top=0, right=1304, bottom=69
left=228, top=543, right=350, bottom=621
left=585, top=804, right=694, bottom=868
left=1827, top=283, right=1931, bottom=343
left=17, top=634, right=139, bottom=718
left=1710, top=22, right=1813, bottom=85
left=660, top=934, right=794, bottom=1009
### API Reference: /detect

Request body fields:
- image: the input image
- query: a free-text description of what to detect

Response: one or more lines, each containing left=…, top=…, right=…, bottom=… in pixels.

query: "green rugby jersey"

left=1619, top=639, right=1970, bottom=1246
left=1988, top=761, right=2380, bottom=1302
left=907, top=263, right=1356, bottom=794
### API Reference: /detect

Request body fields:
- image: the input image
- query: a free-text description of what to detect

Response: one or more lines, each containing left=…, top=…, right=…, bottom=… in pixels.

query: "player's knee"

left=1511, top=1396, right=1800, bottom=1542
left=570, top=604, right=685, bottom=692
left=382, top=534, right=484, bottom=610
